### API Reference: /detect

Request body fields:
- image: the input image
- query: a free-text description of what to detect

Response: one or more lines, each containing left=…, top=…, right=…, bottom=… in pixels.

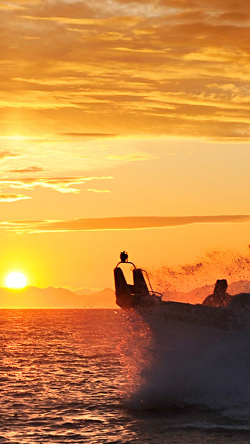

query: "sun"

left=6, top=272, right=27, bottom=289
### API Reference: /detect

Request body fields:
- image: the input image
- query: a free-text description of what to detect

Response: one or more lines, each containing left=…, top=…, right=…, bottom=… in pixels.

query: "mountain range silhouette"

left=0, top=280, right=249, bottom=308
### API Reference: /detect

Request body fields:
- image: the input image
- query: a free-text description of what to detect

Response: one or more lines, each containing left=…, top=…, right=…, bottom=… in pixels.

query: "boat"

left=114, top=254, right=250, bottom=331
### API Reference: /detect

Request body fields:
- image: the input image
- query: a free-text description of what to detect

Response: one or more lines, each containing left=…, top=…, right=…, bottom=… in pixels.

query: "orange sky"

left=1, top=0, right=250, bottom=294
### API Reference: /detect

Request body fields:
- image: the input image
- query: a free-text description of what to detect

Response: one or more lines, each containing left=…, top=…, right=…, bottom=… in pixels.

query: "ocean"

left=1, top=309, right=250, bottom=444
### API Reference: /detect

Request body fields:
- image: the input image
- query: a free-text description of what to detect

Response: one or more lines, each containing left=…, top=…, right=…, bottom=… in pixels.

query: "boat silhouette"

left=114, top=255, right=250, bottom=331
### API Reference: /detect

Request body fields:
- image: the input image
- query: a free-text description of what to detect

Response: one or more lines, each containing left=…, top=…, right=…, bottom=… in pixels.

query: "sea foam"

left=123, top=311, right=250, bottom=420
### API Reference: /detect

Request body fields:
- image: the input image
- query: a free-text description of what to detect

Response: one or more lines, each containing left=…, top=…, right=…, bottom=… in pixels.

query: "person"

left=202, top=279, right=232, bottom=307
left=120, top=251, right=128, bottom=263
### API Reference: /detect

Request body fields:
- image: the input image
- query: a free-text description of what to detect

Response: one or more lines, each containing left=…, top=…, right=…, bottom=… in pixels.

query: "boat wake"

left=122, top=311, right=250, bottom=423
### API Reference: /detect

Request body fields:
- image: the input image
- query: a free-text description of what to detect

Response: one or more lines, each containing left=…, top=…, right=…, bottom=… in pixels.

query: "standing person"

left=120, top=251, right=128, bottom=263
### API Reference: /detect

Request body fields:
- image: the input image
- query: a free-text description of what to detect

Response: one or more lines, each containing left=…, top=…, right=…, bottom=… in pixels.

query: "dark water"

left=1, top=310, right=250, bottom=443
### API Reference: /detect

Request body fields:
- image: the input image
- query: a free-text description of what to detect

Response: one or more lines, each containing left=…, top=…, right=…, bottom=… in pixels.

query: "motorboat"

left=114, top=255, right=250, bottom=331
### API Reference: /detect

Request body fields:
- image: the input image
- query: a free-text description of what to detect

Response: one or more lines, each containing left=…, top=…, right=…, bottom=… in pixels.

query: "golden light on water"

left=6, top=272, right=27, bottom=289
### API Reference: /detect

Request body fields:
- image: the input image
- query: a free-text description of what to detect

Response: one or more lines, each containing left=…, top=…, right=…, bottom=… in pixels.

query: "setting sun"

left=6, top=272, right=27, bottom=289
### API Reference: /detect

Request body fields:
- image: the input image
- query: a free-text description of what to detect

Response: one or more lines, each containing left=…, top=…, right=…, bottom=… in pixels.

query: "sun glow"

left=6, top=272, right=27, bottom=289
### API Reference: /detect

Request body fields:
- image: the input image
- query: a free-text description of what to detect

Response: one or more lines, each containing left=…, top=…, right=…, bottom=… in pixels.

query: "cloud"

left=87, top=189, right=111, bottom=193
left=1, top=215, right=249, bottom=233
left=1, top=0, right=250, bottom=138
left=0, top=176, right=114, bottom=194
left=0, top=3, right=25, bottom=11
left=61, top=133, right=117, bottom=138
left=0, top=151, right=20, bottom=160
left=9, top=166, right=45, bottom=173
left=106, top=153, right=158, bottom=161
left=24, top=36, right=41, bottom=40
left=0, top=194, right=31, bottom=202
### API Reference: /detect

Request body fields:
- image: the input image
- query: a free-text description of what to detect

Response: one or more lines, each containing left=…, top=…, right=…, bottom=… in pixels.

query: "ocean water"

left=1, top=309, right=250, bottom=443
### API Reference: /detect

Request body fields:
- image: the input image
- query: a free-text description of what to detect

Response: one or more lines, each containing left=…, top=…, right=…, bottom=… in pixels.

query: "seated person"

left=202, top=279, right=232, bottom=307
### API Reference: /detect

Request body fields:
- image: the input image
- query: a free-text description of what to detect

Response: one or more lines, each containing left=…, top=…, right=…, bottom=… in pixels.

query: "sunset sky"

left=1, top=0, right=250, bottom=293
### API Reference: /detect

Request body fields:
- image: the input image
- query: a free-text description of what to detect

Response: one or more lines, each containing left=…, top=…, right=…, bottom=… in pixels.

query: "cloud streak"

left=1, top=215, right=249, bottom=233
left=9, top=166, right=45, bottom=173
left=1, top=0, right=250, bottom=138
left=61, top=133, right=117, bottom=138
left=0, top=151, right=20, bottom=160
left=0, top=194, right=32, bottom=203
left=106, top=153, right=158, bottom=162
left=87, top=189, right=111, bottom=193
left=0, top=176, right=114, bottom=194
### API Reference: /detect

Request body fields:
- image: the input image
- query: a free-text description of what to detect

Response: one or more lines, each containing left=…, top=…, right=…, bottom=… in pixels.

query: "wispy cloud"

left=61, top=133, right=117, bottom=138
left=0, top=194, right=32, bottom=202
left=0, top=151, right=20, bottom=160
left=1, top=215, right=249, bottom=233
left=0, top=176, right=114, bottom=194
left=1, top=0, right=250, bottom=138
left=87, top=189, right=111, bottom=193
left=106, top=153, right=158, bottom=162
left=0, top=3, right=25, bottom=11
left=9, top=166, right=45, bottom=173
